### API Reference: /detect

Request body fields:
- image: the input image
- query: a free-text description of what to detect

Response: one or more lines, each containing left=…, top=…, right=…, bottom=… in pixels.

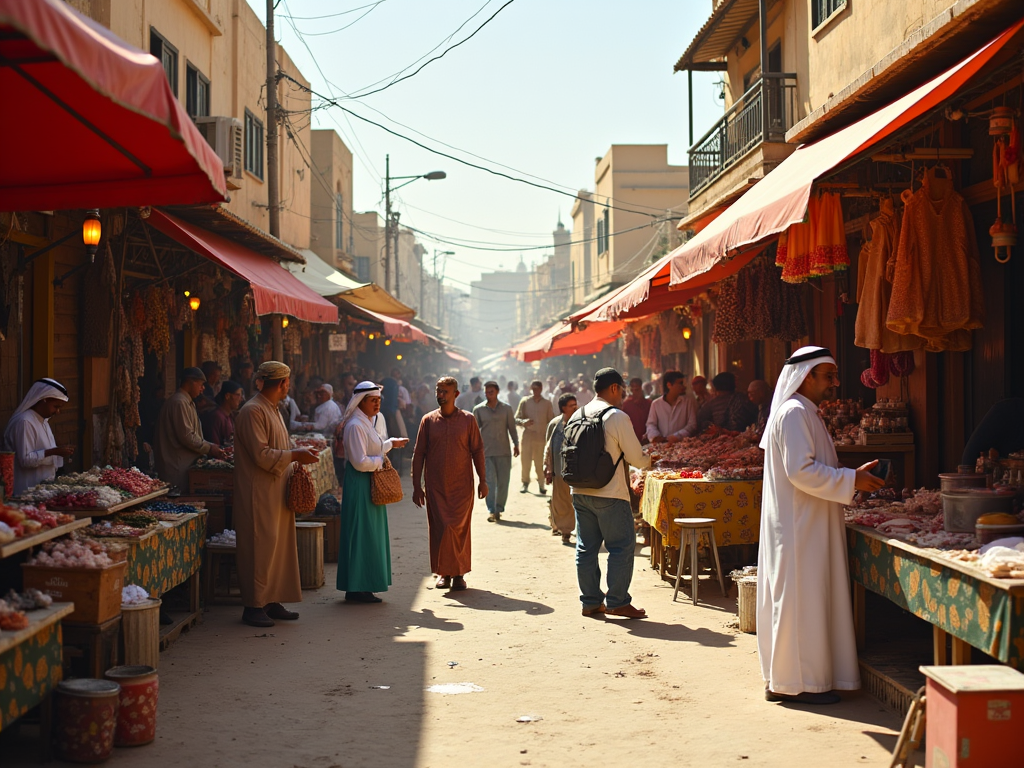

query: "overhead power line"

left=279, top=1, right=386, bottom=22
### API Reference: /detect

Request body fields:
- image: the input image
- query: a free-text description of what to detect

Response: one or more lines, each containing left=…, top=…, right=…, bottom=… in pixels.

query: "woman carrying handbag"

left=337, top=381, right=408, bottom=603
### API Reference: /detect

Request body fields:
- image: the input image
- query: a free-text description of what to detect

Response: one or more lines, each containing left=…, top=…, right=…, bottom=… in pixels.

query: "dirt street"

left=10, top=455, right=903, bottom=767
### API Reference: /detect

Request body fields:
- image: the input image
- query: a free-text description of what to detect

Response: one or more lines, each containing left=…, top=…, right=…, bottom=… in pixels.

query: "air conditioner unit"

left=196, top=116, right=243, bottom=182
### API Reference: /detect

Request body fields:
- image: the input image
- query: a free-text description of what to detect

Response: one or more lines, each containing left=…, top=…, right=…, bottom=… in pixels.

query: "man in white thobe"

left=3, top=379, right=75, bottom=496
left=300, top=383, right=343, bottom=435
left=757, top=346, right=884, bottom=705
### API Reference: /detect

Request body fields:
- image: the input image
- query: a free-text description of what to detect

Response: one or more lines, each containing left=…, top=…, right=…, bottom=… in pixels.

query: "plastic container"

left=942, top=488, right=1017, bottom=532
left=105, top=665, right=159, bottom=746
left=976, top=522, right=1024, bottom=546
left=54, top=678, right=121, bottom=763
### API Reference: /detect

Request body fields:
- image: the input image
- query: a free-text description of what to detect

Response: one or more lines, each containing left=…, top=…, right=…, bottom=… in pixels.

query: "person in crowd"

left=232, top=359, right=255, bottom=399
left=278, top=380, right=303, bottom=431
left=504, top=380, right=522, bottom=412
left=473, top=381, right=519, bottom=523
left=544, top=375, right=559, bottom=401
left=138, top=383, right=166, bottom=472
left=697, top=372, right=757, bottom=433
left=412, top=377, right=487, bottom=592
left=299, top=383, right=343, bottom=436
left=201, top=380, right=244, bottom=446
left=515, top=380, right=555, bottom=494
left=620, top=377, right=652, bottom=442
left=747, top=379, right=772, bottom=435
left=758, top=347, right=883, bottom=704
left=548, top=380, right=570, bottom=410
left=544, top=392, right=578, bottom=545
left=155, top=368, right=226, bottom=489
left=3, top=378, right=74, bottom=495
left=195, top=360, right=222, bottom=414
left=234, top=361, right=321, bottom=627
left=571, top=368, right=652, bottom=619
left=337, top=381, right=409, bottom=604
left=380, top=376, right=407, bottom=472
left=691, top=375, right=709, bottom=408
left=646, top=371, right=698, bottom=443
left=642, top=381, right=655, bottom=399
left=575, top=378, right=595, bottom=407
left=338, top=372, right=357, bottom=409
left=455, top=376, right=485, bottom=411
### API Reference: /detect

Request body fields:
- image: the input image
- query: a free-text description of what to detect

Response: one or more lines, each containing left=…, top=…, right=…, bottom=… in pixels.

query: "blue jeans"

left=573, top=494, right=636, bottom=610
left=485, top=455, right=512, bottom=513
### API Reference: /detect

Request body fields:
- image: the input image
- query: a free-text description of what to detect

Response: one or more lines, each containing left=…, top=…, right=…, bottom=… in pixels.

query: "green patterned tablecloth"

left=124, top=513, right=206, bottom=597
left=0, top=604, right=70, bottom=732
left=847, top=525, right=1024, bottom=667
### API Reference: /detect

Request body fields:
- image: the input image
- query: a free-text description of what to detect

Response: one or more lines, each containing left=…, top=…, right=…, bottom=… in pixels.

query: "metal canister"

left=54, top=678, right=121, bottom=763
left=104, top=665, right=159, bottom=746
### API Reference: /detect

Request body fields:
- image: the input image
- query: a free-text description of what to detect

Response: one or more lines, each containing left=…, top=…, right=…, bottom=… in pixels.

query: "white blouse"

left=343, top=409, right=394, bottom=472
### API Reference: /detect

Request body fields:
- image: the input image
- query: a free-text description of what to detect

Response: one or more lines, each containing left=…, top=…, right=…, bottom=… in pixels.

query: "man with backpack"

left=561, top=368, right=653, bottom=619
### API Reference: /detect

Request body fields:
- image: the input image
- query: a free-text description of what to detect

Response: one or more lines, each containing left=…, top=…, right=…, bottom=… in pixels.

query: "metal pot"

left=938, top=473, right=988, bottom=492
left=942, top=488, right=1017, bottom=532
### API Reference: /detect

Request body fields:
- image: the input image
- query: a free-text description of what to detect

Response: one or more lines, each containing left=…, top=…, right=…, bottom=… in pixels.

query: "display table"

left=847, top=524, right=1024, bottom=668
left=308, top=447, right=338, bottom=498
left=836, top=443, right=915, bottom=489
left=0, top=602, right=73, bottom=732
left=640, top=475, right=762, bottom=579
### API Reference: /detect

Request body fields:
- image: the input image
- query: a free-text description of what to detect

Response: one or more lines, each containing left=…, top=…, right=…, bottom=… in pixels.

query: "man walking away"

left=455, top=377, right=485, bottom=411
left=758, top=347, right=884, bottom=704
left=563, top=368, right=652, bottom=619
left=646, top=371, right=697, bottom=444
left=544, top=392, right=578, bottom=544
left=504, top=381, right=522, bottom=412
left=413, top=377, right=488, bottom=591
left=474, top=382, right=519, bottom=523
left=515, top=380, right=554, bottom=494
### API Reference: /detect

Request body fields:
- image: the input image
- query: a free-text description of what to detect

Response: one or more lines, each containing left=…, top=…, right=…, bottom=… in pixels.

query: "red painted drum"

left=54, top=678, right=121, bottom=763
left=104, top=665, right=159, bottom=746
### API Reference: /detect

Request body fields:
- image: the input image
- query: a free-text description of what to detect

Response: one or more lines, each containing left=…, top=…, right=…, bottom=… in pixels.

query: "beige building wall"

left=97, top=0, right=312, bottom=248
left=570, top=191, right=595, bottom=307
left=351, top=211, right=383, bottom=285
left=310, top=130, right=355, bottom=275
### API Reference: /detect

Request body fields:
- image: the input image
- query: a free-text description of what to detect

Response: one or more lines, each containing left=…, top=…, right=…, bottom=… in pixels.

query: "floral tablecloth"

left=124, top=512, right=206, bottom=597
left=0, top=605, right=68, bottom=732
left=309, top=448, right=338, bottom=498
left=848, top=525, right=1024, bottom=667
left=640, top=476, right=762, bottom=549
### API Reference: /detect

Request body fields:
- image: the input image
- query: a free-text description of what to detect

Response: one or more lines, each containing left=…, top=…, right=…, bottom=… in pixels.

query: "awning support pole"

left=688, top=69, right=694, bottom=147
left=759, top=0, right=769, bottom=143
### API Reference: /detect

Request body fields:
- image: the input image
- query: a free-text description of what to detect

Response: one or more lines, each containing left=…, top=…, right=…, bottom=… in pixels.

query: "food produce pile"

left=640, top=428, right=764, bottom=479
left=208, top=529, right=237, bottom=547
left=19, top=465, right=166, bottom=510
left=819, top=399, right=865, bottom=445
left=140, top=501, right=200, bottom=520
left=4, top=589, right=53, bottom=611
left=0, top=504, right=77, bottom=543
left=193, top=455, right=234, bottom=470
left=629, top=468, right=702, bottom=498
left=943, top=542, right=1024, bottom=579
left=845, top=489, right=980, bottom=549
left=98, top=467, right=163, bottom=496
left=27, top=538, right=114, bottom=568
left=83, top=511, right=162, bottom=539
left=292, top=433, right=329, bottom=452
left=0, top=599, right=31, bottom=631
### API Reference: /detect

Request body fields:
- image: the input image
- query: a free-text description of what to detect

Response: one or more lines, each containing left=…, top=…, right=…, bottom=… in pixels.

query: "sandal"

left=451, top=576, right=468, bottom=591
left=581, top=604, right=605, bottom=617
left=605, top=604, right=647, bottom=619
left=435, top=576, right=451, bottom=589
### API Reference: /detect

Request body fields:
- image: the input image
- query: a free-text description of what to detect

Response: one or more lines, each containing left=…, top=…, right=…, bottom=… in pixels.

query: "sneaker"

left=539, top=487, right=547, bottom=496
left=487, top=513, right=500, bottom=523
left=242, top=607, right=275, bottom=627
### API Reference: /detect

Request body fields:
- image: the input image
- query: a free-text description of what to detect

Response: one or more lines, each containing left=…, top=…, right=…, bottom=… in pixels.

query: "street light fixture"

left=385, top=155, right=445, bottom=300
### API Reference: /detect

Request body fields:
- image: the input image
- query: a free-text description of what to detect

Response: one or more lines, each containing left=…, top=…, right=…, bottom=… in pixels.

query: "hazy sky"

left=247, top=0, right=724, bottom=292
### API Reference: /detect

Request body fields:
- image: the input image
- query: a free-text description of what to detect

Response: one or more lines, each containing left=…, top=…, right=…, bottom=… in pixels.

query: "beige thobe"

left=234, top=393, right=301, bottom=608
left=155, top=390, right=211, bottom=489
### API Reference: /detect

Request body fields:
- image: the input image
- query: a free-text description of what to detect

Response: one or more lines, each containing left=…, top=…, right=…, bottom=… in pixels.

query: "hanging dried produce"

left=144, top=286, right=170, bottom=356
left=711, top=277, right=745, bottom=344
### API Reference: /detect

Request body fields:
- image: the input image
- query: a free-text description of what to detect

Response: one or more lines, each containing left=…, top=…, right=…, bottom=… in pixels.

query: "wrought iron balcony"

left=688, top=73, right=798, bottom=197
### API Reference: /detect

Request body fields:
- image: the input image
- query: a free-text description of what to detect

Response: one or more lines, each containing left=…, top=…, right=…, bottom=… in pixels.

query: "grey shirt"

left=473, top=400, right=519, bottom=457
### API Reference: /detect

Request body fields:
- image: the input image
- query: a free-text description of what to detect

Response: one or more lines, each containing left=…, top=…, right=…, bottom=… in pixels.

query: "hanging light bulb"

left=682, top=326, right=692, bottom=340
left=184, top=290, right=191, bottom=297
left=384, top=339, right=391, bottom=346
left=281, top=317, right=290, bottom=328
left=396, top=354, right=403, bottom=361
left=368, top=333, right=375, bottom=340
left=82, top=209, right=101, bottom=261
left=189, top=296, right=201, bottom=311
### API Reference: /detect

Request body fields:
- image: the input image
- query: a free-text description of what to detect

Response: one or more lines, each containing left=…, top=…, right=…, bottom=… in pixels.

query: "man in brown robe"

left=234, top=361, right=321, bottom=628
left=412, top=377, right=487, bottom=591
left=155, top=367, right=226, bottom=489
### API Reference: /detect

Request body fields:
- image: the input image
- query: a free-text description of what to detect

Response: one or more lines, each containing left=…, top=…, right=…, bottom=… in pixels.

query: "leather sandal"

left=605, top=604, right=647, bottom=619
left=581, top=604, right=606, bottom=616
left=264, top=602, right=299, bottom=620
left=242, top=607, right=275, bottom=627
left=435, top=576, right=451, bottom=589
left=451, top=576, right=468, bottom=591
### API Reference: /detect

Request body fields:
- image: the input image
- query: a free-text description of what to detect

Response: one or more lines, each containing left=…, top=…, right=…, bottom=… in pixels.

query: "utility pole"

left=433, top=249, right=453, bottom=327
left=393, top=212, right=401, bottom=300
left=384, top=155, right=391, bottom=296
left=266, top=0, right=282, bottom=359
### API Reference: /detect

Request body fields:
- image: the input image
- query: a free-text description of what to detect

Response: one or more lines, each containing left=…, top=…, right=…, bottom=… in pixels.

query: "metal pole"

left=688, top=69, right=694, bottom=147
left=393, top=212, right=401, bottom=300
left=759, top=0, right=769, bottom=143
left=266, top=0, right=279, bottom=238
left=434, top=250, right=440, bottom=326
left=384, top=155, right=391, bottom=295
left=419, top=247, right=424, bottom=316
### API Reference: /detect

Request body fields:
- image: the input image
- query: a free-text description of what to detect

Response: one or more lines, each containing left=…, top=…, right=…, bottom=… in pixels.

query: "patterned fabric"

left=308, top=447, right=338, bottom=497
left=848, top=526, right=1024, bottom=667
left=640, top=475, right=762, bottom=548
left=126, top=512, right=206, bottom=596
left=0, top=619, right=63, bottom=731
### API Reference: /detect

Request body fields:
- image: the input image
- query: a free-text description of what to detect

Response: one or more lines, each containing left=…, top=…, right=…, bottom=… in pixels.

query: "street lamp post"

left=433, top=249, right=454, bottom=327
left=384, top=155, right=445, bottom=299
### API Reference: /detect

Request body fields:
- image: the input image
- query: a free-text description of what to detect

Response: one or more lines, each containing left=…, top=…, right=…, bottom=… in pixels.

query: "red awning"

left=511, top=318, right=622, bottom=362
left=343, top=302, right=436, bottom=344
left=147, top=209, right=338, bottom=324
left=669, top=20, right=1024, bottom=287
left=0, top=0, right=227, bottom=210
left=445, top=350, right=471, bottom=364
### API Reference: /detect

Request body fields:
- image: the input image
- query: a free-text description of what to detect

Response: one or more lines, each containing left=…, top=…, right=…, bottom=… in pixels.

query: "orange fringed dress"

left=885, top=178, right=984, bottom=352
left=776, top=192, right=849, bottom=283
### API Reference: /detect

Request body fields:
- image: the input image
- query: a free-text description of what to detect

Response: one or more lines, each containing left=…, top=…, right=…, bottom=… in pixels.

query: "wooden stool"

left=204, top=545, right=241, bottom=606
left=62, top=615, right=121, bottom=678
left=672, top=518, right=726, bottom=605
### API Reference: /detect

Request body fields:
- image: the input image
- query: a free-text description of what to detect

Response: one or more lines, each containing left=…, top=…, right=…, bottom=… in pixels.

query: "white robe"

left=757, top=393, right=860, bottom=695
left=3, top=409, right=61, bottom=495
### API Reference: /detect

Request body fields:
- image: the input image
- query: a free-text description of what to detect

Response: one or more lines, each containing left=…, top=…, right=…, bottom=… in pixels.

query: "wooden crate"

left=187, top=469, right=234, bottom=495
left=22, top=561, right=127, bottom=625
left=177, top=495, right=227, bottom=533
left=297, top=514, right=339, bottom=563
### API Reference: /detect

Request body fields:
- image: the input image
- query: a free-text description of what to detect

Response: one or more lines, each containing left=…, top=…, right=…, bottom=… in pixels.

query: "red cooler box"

left=921, top=665, right=1024, bottom=767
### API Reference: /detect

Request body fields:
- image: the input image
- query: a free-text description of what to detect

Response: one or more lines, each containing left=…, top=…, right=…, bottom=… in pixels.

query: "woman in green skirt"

left=337, top=381, right=408, bottom=603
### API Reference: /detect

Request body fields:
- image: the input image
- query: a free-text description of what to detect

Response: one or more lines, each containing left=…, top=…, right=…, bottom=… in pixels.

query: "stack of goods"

left=0, top=504, right=76, bottom=543
left=629, top=468, right=702, bottom=498
left=292, top=434, right=329, bottom=452
left=194, top=444, right=234, bottom=470
left=83, top=511, right=160, bottom=539
left=140, top=500, right=200, bottom=521
left=19, top=466, right=166, bottom=509
left=844, top=488, right=979, bottom=548
left=858, top=398, right=911, bottom=444
left=27, top=538, right=114, bottom=568
left=944, top=542, right=1024, bottom=579
left=98, top=467, right=164, bottom=496
left=711, top=256, right=808, bottom=344
left=775, top=191, right=850, bottom=283
left=639, top=430, right=765, bottom=481
left=819, top=399, right=865, bottom=445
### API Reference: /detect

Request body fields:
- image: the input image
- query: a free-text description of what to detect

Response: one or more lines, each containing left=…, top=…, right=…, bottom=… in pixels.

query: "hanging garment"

left=854, top=200, right=921, bottom=353
left=886, top=175, right=984, bottom=352
left=777, top=193, right=849, bottom=283
left=659, top=310, right=689, bottom=355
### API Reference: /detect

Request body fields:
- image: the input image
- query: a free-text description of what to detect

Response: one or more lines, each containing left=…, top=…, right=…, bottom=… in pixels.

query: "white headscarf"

left=758, top=346, right=836, bottom=450
left=343, top=381, right=382, bottom=422
left=10, top=379, right=69, bottom=421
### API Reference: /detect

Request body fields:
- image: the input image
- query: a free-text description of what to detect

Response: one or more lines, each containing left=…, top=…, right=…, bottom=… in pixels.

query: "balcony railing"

left=688, top=73, right=798, bottom=197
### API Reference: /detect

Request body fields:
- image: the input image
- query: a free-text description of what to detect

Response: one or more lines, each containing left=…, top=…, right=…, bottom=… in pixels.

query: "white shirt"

left=343, top=409, right=393, bottom=472
left=282, top=396, right=302, bottom=431
left=503, top=390, right=522, bottom=411
left=645, top=395, right=698, bottom=440
left=311, top=398, right=343, bottom=434
left=398, top=385, right=411, bottom=409
left=3, top=409, right=61, bottom=496
left=455, top=389, right=484, bottom=412
left=575, top=387, right=595, bottom=407
left=570, top=397, right=651, bottom=501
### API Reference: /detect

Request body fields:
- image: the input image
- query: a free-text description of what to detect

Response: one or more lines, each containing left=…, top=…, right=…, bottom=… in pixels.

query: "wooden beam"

left=951, top=636, right=972, bottom=665
left=933, top=626, right=949, bottom=666
left=31, top=252, right=54, bottom=378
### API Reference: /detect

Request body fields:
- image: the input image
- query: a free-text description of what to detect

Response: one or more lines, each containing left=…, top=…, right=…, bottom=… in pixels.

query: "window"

left=185, top=63, right=210, bottom=119
left=597, top=207, right=611, bottom=254
left=354, top=256, right=371, bottom=283
left=149, top=29, right=178, bottom=95
left=244, top=109, right=264, bottom=179
left=335, top=194, right=344, bottom=248
left=596, top=219, right=606, bottom=255
left=811, top=0, right=846, bottom=30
